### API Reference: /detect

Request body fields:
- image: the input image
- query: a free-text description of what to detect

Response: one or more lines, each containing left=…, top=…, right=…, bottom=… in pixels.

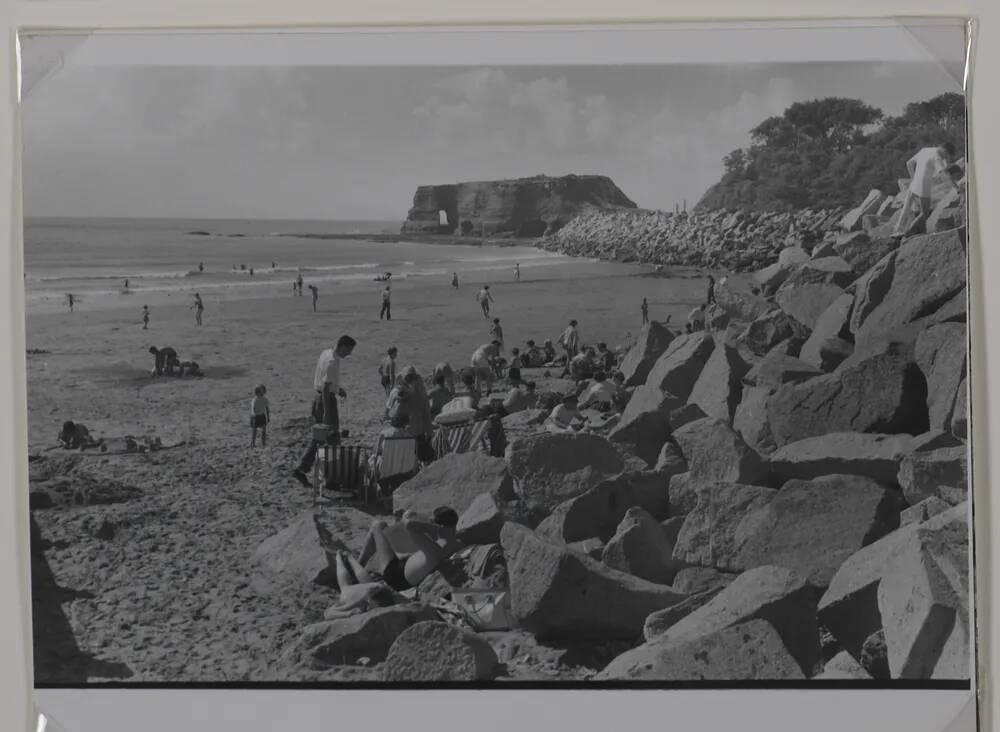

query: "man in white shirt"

left=470, top=341, right=501, bottom=395
left=293, top=334, right=357, bottom=488
left=894, top=142, right=957, bottom=235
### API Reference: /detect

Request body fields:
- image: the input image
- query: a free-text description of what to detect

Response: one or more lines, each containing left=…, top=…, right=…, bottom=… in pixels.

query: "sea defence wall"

left=400, top=174, right=637, bottom=238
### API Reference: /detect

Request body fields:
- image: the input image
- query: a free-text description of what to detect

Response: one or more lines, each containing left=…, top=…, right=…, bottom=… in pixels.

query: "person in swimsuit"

left=477, top=285, right=494, bottom=318
left=192, top=293, right=204, bottom=325
left=338, top=507, right=461, bottom=591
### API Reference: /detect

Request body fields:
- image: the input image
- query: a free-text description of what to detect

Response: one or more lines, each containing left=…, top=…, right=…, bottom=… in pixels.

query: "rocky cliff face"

left=400, top=175, right=636, bottom=237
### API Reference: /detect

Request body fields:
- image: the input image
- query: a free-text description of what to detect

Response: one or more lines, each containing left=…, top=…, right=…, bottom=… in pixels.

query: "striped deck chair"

left=312, top=444, right=370, bottom=506
left=432, top=419, right=491, bottom=458
left=365, top=436, right=419, bottom=505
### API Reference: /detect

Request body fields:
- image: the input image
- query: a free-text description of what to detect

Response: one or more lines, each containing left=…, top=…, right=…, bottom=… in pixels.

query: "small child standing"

left=489, top=317, right=504, bottom=346
left=142, top=305, right=149, bottom=330
left=250, top=384, right=270, bottom=447
left=378, top=346, right=398, bottom=395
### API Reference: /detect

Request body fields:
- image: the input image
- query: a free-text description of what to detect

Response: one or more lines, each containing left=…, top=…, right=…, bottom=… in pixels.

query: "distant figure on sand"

left=250, top=385, right=270, bottom=448
left=452, top=272, right=459, bottom=289
left=894, top=142, right=958, bottom=236
left=141, top=305, right=149, bottom=330
left=379, top=347, right=398, bottom=395
left=641, top=297, right=649, bottom=325
left=124, top=279, right=129, bottom=290
left=514, top=263, right=520, bottom=282
left=557, top=319, right=580, bottom=359
left=688, top=304, right=706, bottom=332
left=292, top=335, right=356, bottom=489
left=706, top=275, right=716, bottom=306
left=192, top=293, right=204, bottom=325
left=58, top=421, right=104, bottom=451
left=66, top=294, right=75, bottom=313
left=296, top=273, right=304, bottom=296
left=380, top=286, right=392, bottom=320
left=149, top=346, right=179, bottom=376
left=477, top=285, right=494, bottom=318
left=309, top=284, right=319, bottom=311
left=198, top=262, right=204, bottom=273
left=489, top=318, right=504, bottom=346
left=334, top=509, right=461, bottom=592
left=471, top=341, right=502, bottom=395
left=249, top=267, right=254, bottom=277
left=271, top=261, right=276, bottom=269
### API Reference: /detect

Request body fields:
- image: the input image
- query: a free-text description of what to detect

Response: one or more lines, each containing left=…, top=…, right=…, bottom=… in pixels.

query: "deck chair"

left=312, top=444, right=370, bottom=506
left=364, top=436, right=419, bottom=506
left=432, top=419, right=491, bottom=458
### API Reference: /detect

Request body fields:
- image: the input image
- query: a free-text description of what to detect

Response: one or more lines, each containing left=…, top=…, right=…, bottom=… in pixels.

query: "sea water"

left=23, top=217, right=595, bottom=314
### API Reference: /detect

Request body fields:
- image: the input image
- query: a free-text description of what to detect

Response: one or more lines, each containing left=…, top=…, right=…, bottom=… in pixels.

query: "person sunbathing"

left=336, top=508, right=461, bottom=592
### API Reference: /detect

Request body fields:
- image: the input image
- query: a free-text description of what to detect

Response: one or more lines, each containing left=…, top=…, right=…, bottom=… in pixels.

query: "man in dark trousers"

left=380, top=286, right=392, bottom=320
left=293, top=335, right=356, bottom=489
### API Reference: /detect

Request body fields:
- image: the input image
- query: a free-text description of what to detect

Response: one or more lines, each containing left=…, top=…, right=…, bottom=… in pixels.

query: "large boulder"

left=840, top=190, right=884, bottom=232
left=733, top=386, right=777, bottom=455
left=778, top=257, right=855, bottom=291
left=850, top=228, right=967, bottom=345
left=381, top=621, right=499, bottom=681
left=897, top=446, right=968, bottom=507
left=393, top=452, right=514, bottom=516
left=608, top=388, right=676, bottom=466
left=643, top=588, right=726, bottom=640
left=505, top=432, right=624, bottom=514
left=536, top=471, right=669, bottom=543
left=294, top=604, right=440, bottom=667
left=833, top=232, right=899, bottom=277
left=915, top=323, right=967, bottom=431
left=667, top=472, right=700, bottom=516
left=619, top=321, right=675, bottom=386
left=766, top=339, right=929, bottom=448
left=798, top=293, right=855, bottom=370
left=455, top=492, right=507, bottom=545
left=739, top=310, right=811, bottom=358
left=633, top=565, right=821, bottom=675
left=644, top=332, right=716, bottom=400
left=900, top=496, right=952, bottom=527
left=714, top=285, right=777, bottom=322
left=671, top=566, right=736, bottom=595
left=687, top=343, right=750, bottom=423
left=672, top=417, right=769, bottom=485
left=877, top=513, right=970, bottom=679
left=670, top=482, right=776, bottom=571
left=601, top=507, right=683, bottom=584
left=598, top=619, right=805, bottom=681
left=767, top=432, right=917, bottom=484
left=775, top=284, right=845, bottom=330
left=816, top=650, right=872, bottom=680
left=951, top=377, right=968, bottom=439
left=252, top=508, right=372, bottom=591
left=653, top=439, right=688, bottom=477
left=727, top=475, right=904, bottom=588
left=745, top=353, right=823, bottom=390
left=817, top=503, right=968, bottom=658
left=500, top=522, right=687, bottom=640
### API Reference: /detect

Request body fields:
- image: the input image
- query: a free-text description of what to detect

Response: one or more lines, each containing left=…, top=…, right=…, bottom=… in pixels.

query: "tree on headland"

left=697, top=93, right=965, bottom=212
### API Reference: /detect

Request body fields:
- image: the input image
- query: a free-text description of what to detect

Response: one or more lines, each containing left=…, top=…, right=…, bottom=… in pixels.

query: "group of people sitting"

left=148, top=346, right=203, bottom=377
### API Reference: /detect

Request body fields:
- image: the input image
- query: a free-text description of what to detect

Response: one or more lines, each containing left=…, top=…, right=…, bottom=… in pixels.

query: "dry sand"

left=26, top=261, right=727, bottom=683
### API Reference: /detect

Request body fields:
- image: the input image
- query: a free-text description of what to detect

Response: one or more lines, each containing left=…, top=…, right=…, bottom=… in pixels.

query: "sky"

left=21, top=60, right=962, bottom=220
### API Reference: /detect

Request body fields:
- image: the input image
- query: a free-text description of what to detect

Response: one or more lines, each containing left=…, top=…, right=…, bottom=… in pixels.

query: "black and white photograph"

left=21, top=24, right=973, bottom=687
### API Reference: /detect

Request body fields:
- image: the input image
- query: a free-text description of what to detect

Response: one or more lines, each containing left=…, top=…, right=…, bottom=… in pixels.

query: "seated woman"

left=578, top=371, right=617, bottom=411
left=502, top=380, right=537, bottom=415
left=568, top=348, right=597, bottom=381
left=426, top=373, right=453, bottom=418
left=336, top=507, right=461, bottom=592
left=542, top=339, right=557, bottom=365
left=507, top=348, right=522, bottom=385
left=545, top=394, right=585, bottom=432
left=58, top=421, right=104, bottom=451
left=522, top=340, right=544, bottom=368
left=368, top=413, right=410, bottom=475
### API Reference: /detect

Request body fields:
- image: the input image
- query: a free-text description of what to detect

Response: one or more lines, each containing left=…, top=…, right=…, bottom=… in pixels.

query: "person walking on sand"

left=292, top=334, right=356, bottom=488
left=198, top=262, right=204, bottom=273
left=452, top=272, right=459, bottom=289
left=380, top=286, right=392, bottom=321
left=379, top=346, right=398, bottom=396
left=66, top=294, right=75, bottom=313
left=124, top=279, right=129, bottom=290
left=192, top=293, right=204, bottom=325
left=142, top=305, right=149, bottom=330
left=309, top=284, right=319, bottom=312
left=296, top=273, right=304, bottom=296
left=557, top=319, right=580, bottom=359
left=894, top=142, right=958, bottom=236
left=514, top=263, right=521, bottom=282
left=489, top=318, right=504, bottom=347
left=250, top=384, right=270, bottom=448
left=641, top=297, right=649, bottom=326
left=477, top=285, right=494, bottom=318
left=706, top=275, right=716, bottom=306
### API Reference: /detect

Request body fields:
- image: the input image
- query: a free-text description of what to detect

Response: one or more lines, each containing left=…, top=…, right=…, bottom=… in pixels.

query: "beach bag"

left=452, top=589, right=511, bottom=631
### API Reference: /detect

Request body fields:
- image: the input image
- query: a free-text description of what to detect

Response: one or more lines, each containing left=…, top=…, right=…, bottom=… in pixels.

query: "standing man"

left=477, top=285, right=495, bottom=318
left=292, top=335, right=357, bottom=489
left=309, top=284, right=319, bottom=312
left=379, top=346, right=398, bottom=396
left=514, top=263, right=521, bottom=282
left=380, top=285, right=392, bottom=321
left=452, top=272, right=459, bottom=289
left=67, top=294, right=75, bottom=313
left=198, top=262, right=204, bottom=273
left=894, top=142, right=958, bottom=236
left=192, top=293, right=204, bottom=326
left=296, top=273, right=304, bottom=296
left=142, top=305, right=150, bottom=330
left=470, top=341, right=502, bottom=395
left=706, top=275, right=716, bottom=306
left=640, top=297, right=649, bottom=326
left=557, top=319, right=580, bottom=360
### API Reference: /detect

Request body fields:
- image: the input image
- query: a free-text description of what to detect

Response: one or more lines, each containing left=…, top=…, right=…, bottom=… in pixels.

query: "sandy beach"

left=26, top=251, right=722, bottom=683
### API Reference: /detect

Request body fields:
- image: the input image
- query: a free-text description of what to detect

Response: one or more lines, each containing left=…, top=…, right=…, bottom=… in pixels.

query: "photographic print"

left=21, top=24, right=973, bottom=687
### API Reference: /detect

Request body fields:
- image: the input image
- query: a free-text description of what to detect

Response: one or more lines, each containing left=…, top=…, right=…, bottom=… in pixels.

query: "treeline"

left=695, top=93, right=966, bottom=211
